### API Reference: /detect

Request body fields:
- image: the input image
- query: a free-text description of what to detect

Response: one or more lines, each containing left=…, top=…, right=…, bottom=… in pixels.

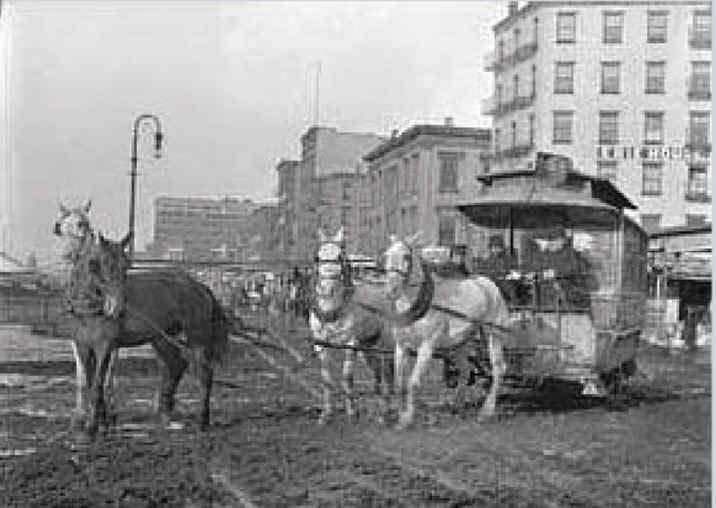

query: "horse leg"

left=70, top=341, right=93, bottom=430
left=196, top=348, right=213, bottom=430
left=364, top=350, right=393, bottom=424
left=87, top=340, right=115, bottom=438
left=317, top=349, right=334, bottom=425
left=152, top=336, right=188, bottom=426
left=479, top=330, right=506, bottom=422
left=103, top=349, right=119, bottom=426
left=393, top=342, right=408, bottom=417
left=341, top=348, right=357, bottom=421
left=159, top=348, right=188, bottom=427
left=397, top=340, right=434, bottom=430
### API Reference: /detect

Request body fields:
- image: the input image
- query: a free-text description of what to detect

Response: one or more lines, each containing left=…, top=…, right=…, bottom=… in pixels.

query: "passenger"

left=530, top=227, right=593, bottom=310
left=482, top=235, right=518, bottom=302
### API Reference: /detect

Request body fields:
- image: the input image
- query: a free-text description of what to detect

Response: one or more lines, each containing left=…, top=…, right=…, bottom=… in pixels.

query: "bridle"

left=385, top=243, right=413, bottom=282
left=311, top=240, right=353, bottom=323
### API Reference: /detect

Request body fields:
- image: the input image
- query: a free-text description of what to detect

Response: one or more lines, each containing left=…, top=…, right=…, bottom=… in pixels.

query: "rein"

left=387, top=260, right=435, bottom=326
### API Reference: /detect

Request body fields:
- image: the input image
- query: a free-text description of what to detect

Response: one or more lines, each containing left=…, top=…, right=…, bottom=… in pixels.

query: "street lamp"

left=128, top=114, right=163, bottom=261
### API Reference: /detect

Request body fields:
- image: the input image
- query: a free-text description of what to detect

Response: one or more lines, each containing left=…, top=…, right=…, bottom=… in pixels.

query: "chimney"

left=444, top=117, right=454, bottom=127
left=508, top=1, right=518, bottom=16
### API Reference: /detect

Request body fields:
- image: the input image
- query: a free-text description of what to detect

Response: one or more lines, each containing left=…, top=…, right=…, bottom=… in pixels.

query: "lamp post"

left=128, top=114, right=163, bottom=261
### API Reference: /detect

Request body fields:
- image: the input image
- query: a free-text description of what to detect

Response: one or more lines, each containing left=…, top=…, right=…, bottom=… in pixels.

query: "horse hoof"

left=395, top=414, right=413, bottom=430
left=165, top=420, right=185, bottom=431
left=477, top=411, right=497, bottom=423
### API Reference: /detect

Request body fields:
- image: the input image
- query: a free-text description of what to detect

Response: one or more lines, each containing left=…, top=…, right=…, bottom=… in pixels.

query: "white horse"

left=53, top=200, right=124, bottom=428
left=382, top=234, right=511, bottom=429
left=308, top=228, right=394, bottom=424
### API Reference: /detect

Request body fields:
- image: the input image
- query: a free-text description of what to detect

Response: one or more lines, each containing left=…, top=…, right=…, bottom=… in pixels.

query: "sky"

left=0, top=0, right=503, bottom=263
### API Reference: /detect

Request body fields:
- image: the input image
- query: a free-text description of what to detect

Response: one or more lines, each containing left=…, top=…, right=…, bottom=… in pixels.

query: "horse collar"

left=311, top=287, right=353, bottom=324
left=392, top=264, right=435, bottom=326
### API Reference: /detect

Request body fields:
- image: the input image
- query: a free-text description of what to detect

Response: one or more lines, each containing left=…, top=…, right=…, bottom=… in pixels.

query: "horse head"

left=314, top=227, right=350, bottom=313
left=90, top=231, right=132, bottom=319
left=383, top=231, right=422, bottom=300
left=53, top=199, right=93, bottom=260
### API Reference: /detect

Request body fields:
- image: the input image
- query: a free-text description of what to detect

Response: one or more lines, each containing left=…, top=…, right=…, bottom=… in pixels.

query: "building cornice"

left=494, top=0, right=710, bottom=33
left=363, top=125, right=491, bottom=163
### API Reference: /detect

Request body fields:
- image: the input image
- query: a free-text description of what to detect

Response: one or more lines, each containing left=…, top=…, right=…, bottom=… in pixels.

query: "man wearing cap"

left=481, top=234, right=518, bottom=302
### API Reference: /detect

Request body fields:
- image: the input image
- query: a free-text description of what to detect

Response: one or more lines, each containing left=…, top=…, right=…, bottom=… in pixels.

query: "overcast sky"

left=0, top=0, right=503, bottom=262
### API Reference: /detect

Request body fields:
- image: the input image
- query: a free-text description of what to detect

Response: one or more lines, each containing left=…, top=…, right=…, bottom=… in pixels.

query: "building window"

left=438, top=152, right=459, bottom=192
left=556, top=12, right=576, bottom=43
left=687, top=166, right=708, bottom=196
left=438, top=212, right=456, bottom=247
left=689, top=111, right=710, bottom=147
left=554, top=62, right=574, bottom=94
left=640, top=214, right=662, bottom=233
left=495, top=128, right=501, bottom=155
left=513, top=74, right=519, bottom=100
left=686, top=214, right=708, bottom=227
left=534, top=17, right=539, bottom=43
left=601, top=62, right=620, bottom=94
left=529, top=114, right=535, bottom=146
left=498, top=40, right=505, bottom=62
left=644, top=112, right=664, bottom=145
left=599, top=111, right=619, bottom=145
left=511, top=121, right=517, bottom=148
left=531, top=64, right=536, bottom=96
left=647, top=11, right=668, bottom=43
left=645, top=62, right=665, bottom=94
left=597, top=160, right=617, bottom=183
left=342, top=181, right=352, bottom=201
left=514, top=27, right=521, bottom=48
left=553, top=111, right=573, bottom=144
left=642, top=162, right=663, bottom=195
left=689, top=61, right=711, bottom=99
left=411, top=153, right=419, bottom=193
left=691, top=11, right=711, bottom=47
left=603, top=11, right=624, bottom=43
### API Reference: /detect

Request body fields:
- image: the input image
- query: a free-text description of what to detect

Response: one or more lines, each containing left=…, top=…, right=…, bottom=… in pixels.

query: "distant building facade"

left=275, top=159, right=300, bottom=259
left=246, top=201, right=281, bottom=262
left=361, top=119, right=492, bottom=258
left=292, top=126, right=384, bottom=261
left=150, top=196, right=258, bottom=261
left=483, top=0, right=712, bottom=232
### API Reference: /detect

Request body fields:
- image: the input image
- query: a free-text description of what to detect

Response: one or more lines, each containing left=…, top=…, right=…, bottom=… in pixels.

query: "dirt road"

left=0, top=325, right=710, bottom=507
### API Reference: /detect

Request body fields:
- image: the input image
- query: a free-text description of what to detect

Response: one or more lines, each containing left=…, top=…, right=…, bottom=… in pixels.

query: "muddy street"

left=0, top=327, right=711, bottom=507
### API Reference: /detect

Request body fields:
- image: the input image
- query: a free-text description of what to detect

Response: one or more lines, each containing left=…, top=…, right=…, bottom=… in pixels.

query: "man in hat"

left=529, top=226, right=593, bottom=309
left=481, top=234, right=518, bottom=302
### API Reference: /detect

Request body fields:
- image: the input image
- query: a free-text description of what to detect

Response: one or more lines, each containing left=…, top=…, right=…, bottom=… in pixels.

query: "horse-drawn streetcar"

left=457, top=152, right=648, bottom=395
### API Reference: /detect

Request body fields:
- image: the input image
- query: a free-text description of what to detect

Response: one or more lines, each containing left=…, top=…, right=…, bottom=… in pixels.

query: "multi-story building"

left=483, top=0, right=712, bottom=232
left=151, top=196, right=258, bottom=261
left=361, top=119, right=492, bottom=258
left=314, top=172, right=361, bottom=254
left=275, top=159, right=300, bottom=259
left=294, top=126, right=384, bottom=260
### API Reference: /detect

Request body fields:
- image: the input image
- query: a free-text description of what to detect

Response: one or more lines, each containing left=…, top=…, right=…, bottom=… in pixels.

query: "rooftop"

left=649, top=223, right=712, bottom=239
left=363, top=124, right=491, bottom=162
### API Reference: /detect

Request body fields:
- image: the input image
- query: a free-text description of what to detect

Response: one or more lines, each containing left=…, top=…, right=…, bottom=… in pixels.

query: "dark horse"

left=54, top=201, right=229, bottom=436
